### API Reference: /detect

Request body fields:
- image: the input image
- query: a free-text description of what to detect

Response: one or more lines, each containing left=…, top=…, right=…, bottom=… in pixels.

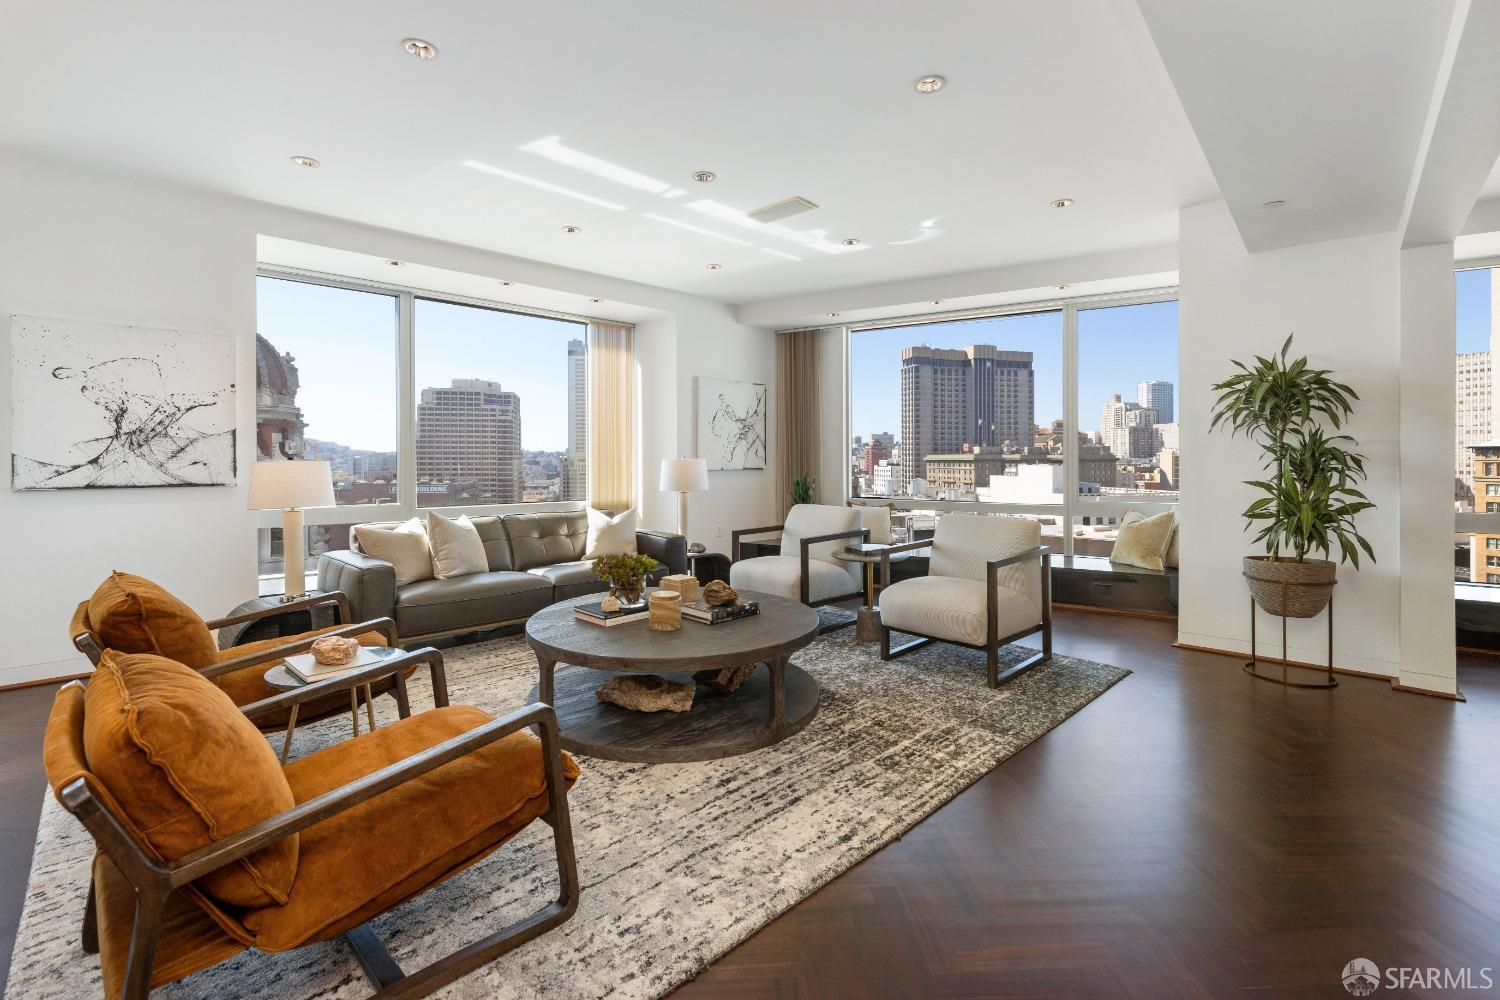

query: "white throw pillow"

left=353, top=518, right=434, bottom=587
left=426, top=511, right=489, bottom=579
left=585, top=506, right=638, bottom=558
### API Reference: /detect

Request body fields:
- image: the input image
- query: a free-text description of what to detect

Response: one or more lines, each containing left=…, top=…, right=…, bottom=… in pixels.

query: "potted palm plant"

left=1210, top=336, right=1375, bottom=618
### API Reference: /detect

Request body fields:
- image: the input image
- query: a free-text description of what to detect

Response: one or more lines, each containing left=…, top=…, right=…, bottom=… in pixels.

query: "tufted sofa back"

left=500, top=511, right=588, bottom=570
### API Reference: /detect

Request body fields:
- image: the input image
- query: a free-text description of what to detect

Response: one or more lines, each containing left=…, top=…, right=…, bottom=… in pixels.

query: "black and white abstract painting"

left=697, top=376, right=766, bottom=470
left=10, top=314, right=237, bottom=490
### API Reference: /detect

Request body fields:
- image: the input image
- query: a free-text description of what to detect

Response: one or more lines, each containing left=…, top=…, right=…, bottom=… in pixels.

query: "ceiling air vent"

left=747, top=196, right=819, bottom=224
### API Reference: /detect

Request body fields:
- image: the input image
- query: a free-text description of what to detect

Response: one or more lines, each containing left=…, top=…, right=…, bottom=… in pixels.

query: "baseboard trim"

left=0, top=672, right=88, bottom=693
left=1053, top=602, right=1176, bottom=622
left=1174, top=642, right=1466, bottom=700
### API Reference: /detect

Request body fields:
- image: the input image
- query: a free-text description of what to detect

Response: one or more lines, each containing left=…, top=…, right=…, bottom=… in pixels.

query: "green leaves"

left=1211, top=335, right=1375, bottom=567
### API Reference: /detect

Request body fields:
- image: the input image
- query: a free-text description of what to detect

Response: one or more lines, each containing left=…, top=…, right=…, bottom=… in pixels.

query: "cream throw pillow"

left=1111, top=510, right=1176, bottom=571
left=426, top=512, right=489, bottom=579
left=585, top=506, right=637, bottom=558
left=353, top=518, right=434, bottom=587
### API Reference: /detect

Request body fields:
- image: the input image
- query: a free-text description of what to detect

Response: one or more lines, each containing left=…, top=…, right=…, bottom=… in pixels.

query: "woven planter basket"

left=1242, top=556, right=1336, bottom=619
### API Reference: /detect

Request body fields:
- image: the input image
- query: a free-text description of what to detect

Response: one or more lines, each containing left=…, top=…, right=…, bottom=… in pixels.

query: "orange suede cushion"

left=86, top=572, right=219, bottom=669
left=83, top=651, right=299, bottom=909
left=247, top=705, right=579, bottom=951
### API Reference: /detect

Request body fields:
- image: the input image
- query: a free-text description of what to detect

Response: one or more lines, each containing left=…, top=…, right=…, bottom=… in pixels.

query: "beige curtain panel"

left=587, top=321, right=636, bottom=513
left=775, top=327, right=823, bottom=517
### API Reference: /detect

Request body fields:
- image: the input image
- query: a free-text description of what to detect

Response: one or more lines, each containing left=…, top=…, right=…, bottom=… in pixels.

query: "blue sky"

left=1457, top=267, right=1491, bottom=354
left=850, top=299, right=1179, bottom=440
left=257, top=276, right=584, bottom=453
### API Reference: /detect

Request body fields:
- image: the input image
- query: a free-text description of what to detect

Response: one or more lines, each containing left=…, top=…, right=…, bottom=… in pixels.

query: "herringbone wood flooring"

left=0, top=609, right=1495, bottom=998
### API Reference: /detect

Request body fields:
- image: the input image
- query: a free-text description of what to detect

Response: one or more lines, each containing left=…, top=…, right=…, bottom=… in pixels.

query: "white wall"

left=0, top=150, right=776, bottom=684
left=1178, top=201, right=1455, bottom=693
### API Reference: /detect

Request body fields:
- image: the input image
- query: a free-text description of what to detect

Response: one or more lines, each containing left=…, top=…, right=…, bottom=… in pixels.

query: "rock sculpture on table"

left=702, top=580, right=738, bottom=607
left=309, top=635, right=359, bottom=666
left=694, top=663, right=757, bottom=694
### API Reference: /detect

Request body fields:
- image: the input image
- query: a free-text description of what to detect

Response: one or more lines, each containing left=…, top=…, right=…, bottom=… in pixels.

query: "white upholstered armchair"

left=730, top=504, right=869, bottom=606
left=878, top=513, right=1052, bottom=687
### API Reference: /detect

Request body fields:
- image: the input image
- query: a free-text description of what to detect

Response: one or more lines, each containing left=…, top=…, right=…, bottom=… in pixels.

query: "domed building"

left=255, top=333, right=305, bottom=459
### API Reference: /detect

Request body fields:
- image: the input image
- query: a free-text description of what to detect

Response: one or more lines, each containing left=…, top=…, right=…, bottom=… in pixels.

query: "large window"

left=254, top=272, right=596, bottom=590
left=1455, top=264, right=1497, bottom=586
left=414, top=299, right=585, bottom=506
left=847, top=290, right=1177, bottom=559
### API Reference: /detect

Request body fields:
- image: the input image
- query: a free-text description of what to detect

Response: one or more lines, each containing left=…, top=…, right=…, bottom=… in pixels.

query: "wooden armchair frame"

left=730, top=524, right=871, bottom=607
left=879, top=541, right=1054, bottom=688
left=58, top=647, right=579, bottom=1000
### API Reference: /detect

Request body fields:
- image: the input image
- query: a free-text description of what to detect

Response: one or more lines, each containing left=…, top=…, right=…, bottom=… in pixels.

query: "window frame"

left=842, top=286, right=1179, bottom=558
left=254, top=266, right=600, bottom=536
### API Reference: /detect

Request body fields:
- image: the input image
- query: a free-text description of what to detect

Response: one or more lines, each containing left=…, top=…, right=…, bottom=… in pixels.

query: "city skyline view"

left=850, top=300, right=1179, bottom=444
left=256, top=276, right=585, bottom=454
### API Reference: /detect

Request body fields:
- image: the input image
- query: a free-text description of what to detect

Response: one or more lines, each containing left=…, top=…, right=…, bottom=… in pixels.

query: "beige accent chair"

left=729, top=504, right=869, bottom=606
left=877, top=513, right=1052, bottom=687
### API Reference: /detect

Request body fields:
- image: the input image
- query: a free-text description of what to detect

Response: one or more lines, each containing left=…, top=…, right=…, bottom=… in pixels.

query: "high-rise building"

left=1455, top=275, right=1500, bottom=510
left=900, top=345, right=1034, bottom=485
left=1469, top=442, right=1500, bottom=582
left=415, top=378, right=522, bottom=503
left=561, top=339, right=587, bottom=501
left=1101, top=394, right=1158, bottom=461
left=1137, top=380, right=1174, bottom=424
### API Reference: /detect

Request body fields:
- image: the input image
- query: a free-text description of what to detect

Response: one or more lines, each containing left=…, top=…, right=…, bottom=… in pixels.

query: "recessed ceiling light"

left=562, top=225, right=581, bottom=234
left=402, top=38, right=438, bottom=60
left=385, top=259, right=406, bottom=267
left=692, top=170, right=716, bottom=183
left=930, top=300, right=943, bottom=305
left=590, top=298, right=604, bottom=303
left=841, top=238, right=861, bottom=247
left=915, top=75, right=945, bottom=94
left=705, top=263, right=722, bottom=270
left=1261, top=199, right=1287, bottom=209
left=498, top=280, right=512, bottom=286
left=290, top=155, right=320, bottom=168
left=827, top=312, right=841, bottom=318
left=1049, top=197, right=1074, bottom=209
left=1055, top=283, right=1071, bottom=290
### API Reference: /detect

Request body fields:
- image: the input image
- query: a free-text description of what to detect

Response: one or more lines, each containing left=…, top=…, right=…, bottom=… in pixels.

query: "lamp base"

left=282, top=507, right=305, bottom=599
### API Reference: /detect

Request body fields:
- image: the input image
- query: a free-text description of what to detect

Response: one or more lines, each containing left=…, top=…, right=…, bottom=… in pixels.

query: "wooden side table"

left=262, top=647, right=400, bottom=762
left=216, top=592, right=339, bottom=650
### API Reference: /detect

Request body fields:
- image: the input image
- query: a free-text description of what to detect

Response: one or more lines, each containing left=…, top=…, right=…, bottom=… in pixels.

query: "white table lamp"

left=249, top=460, right=336, bottom=598
left=659, top=457, right=709, bottom=542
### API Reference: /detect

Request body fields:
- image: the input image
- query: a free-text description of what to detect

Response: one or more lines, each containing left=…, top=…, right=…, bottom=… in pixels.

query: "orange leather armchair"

left=43, top=646, right=580, bottom=1000
left=70, top=572, right=404, bottom=728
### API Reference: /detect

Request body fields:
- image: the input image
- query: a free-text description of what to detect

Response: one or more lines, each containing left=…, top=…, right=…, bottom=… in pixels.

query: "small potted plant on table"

left=1210, top=335, right=1376, bottom=618
left=593, top=553, right=658, bottom=610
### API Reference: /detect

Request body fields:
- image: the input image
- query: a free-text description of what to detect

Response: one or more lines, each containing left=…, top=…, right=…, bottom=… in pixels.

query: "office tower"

left=562, top=338, right=588, bottom=501
left=415, top=378, right=522, bottom=503
left=1137, top=380, right=1174, bottom=424
left=1102, top=394, right=1158, bottom=461
left=900, top=345, right=1034, bottom=485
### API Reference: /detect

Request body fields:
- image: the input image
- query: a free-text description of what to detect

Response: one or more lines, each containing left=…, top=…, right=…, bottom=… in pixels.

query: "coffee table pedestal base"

left=528, top=660, right=819, bottom=763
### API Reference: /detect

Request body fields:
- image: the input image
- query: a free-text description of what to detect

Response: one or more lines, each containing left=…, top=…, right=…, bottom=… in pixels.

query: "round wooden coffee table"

left=525, top=591, right=821, bottom=762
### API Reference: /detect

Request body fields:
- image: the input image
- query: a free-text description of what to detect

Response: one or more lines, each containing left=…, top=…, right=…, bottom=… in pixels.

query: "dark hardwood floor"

left=1, top=610, right=1496, bottom=998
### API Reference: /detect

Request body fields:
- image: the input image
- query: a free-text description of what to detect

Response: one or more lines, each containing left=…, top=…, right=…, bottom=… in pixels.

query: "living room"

left=2, top=3, right=1499, bottom=998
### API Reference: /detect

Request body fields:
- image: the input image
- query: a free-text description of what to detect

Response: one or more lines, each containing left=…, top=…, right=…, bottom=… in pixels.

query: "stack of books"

left=682, top=600, right=760, bottom=625
left=283, top=646, right=384, bottom=683
left=574, top=601, right=650, bottom=627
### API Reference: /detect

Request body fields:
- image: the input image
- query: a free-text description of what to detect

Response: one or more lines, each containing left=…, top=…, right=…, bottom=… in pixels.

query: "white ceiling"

left=0, top=0, right=1218, bottom=305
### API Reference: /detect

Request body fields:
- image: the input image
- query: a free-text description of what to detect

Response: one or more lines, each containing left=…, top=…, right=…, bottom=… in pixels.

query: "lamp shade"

left=659, top=457, right=709, bottom=493
left=247, top=460, right=336, bottom=510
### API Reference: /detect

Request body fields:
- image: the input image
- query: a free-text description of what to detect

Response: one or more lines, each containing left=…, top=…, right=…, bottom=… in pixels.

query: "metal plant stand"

left=1242, top=577, right=1338, bottom=689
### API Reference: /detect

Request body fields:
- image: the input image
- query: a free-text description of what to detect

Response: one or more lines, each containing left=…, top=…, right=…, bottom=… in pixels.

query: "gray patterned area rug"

left=6, top=630, right=1128, bottom=1000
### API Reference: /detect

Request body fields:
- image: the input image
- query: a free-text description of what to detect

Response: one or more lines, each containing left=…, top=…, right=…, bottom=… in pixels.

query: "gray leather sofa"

left=317, top=510, right=687, bottom=643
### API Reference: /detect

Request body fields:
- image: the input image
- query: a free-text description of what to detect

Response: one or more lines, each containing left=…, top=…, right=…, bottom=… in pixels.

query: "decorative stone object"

left=601, top=594, right=621, bottom=613
left=694, top=663, right=757, bottom=694
left=660, top=573, right=701, bottom=603
left=648, top=590, right=682, bottom=631
left=703, top=579, right=739, bottom=607
left=596, top=674, right=695, bottom=713
left=309, top=635, right=359, bottom=666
